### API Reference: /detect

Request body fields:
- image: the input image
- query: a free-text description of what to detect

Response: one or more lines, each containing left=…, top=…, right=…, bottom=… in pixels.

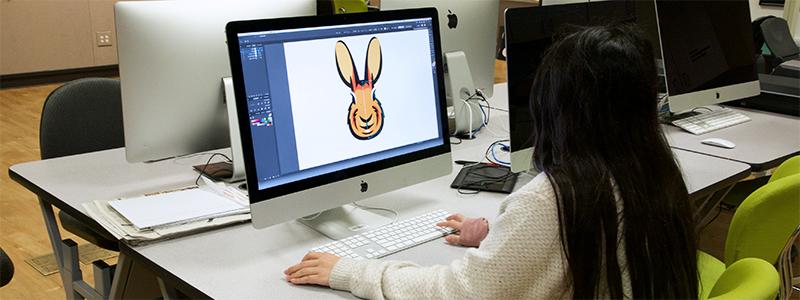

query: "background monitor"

left=504, top=1, right=661, bottom=173
left=115, top=0, right=315, bottom=163
left=380, top=0, right=499, bottom=101
left=226, top=9, right=452, bottom=239
left=656, top=0, right=760, bottom=113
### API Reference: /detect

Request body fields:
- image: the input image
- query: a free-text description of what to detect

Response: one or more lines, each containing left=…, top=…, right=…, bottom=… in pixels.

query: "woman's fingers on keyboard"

left=444, top=234, right=462, bottom=245
left=436, top=220, right=462, bottom=230
left=445, top=213, right=465, bottom=222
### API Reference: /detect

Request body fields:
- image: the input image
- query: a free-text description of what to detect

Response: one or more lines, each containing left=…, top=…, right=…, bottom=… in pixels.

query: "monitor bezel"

left=225, top=8, right=451, bottom=205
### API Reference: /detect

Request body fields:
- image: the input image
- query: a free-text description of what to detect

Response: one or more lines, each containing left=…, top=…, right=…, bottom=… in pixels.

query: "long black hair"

left=529, top=24, right=698, bottom=298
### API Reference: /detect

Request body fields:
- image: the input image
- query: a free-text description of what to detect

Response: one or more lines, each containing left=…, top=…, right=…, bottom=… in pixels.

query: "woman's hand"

left=284, top=252, right=340, bottom=286
left=436, top=214, right=489, bottom=247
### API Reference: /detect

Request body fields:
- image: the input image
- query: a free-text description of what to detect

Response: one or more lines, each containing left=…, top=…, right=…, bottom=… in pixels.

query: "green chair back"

left=724, top=173, right=800, bottom=265
left=769, top=155, right=800, bottom=183
left=708, top=258, right=780, bottom=300
left=698, top=251, right=726, bottom=300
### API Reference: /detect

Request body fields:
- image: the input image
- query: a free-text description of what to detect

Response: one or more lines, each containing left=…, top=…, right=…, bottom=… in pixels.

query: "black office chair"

left=40, top=77, right=125, bottom=251
left=0, top=246, right=13, bottom=287
left=753, top=16, right=800, bottom=75
left=762, top=17, right=800, bottom=61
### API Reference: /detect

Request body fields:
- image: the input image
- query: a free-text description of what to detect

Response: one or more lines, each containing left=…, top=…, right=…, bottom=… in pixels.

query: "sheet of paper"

left=108, top=188, right=244, bottom=230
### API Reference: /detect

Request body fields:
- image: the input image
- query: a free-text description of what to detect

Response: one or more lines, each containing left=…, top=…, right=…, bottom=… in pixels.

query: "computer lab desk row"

left=8, top=83, right=793, bottom=299
left=662, top=106, right=800, bottom=173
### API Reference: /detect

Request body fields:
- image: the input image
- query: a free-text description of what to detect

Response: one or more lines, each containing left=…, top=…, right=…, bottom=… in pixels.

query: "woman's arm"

left=286, top=175, right=569, bottom=299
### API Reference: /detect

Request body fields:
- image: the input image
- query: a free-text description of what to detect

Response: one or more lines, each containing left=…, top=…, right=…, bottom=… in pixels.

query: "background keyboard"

left=672, top=108, right=751, bottom=135
left=310, top=209, right=454, bottom=259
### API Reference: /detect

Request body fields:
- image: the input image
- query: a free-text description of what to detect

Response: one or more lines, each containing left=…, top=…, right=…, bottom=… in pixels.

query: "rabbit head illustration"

left=335, top=37, right=384, bottom=140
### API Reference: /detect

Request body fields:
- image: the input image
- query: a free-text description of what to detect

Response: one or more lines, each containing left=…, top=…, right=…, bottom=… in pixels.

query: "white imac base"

left=298, top=204, right=392, bottom=240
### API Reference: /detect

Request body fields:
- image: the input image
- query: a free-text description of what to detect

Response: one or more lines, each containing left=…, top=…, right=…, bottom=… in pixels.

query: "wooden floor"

left=0, top=62, right=792, bottom=299
left=1, top=82, right=75, bottom=299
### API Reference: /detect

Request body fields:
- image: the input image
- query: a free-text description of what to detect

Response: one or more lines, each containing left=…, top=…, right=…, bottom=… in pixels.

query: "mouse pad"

left=450, top=163, right=518, bottom=194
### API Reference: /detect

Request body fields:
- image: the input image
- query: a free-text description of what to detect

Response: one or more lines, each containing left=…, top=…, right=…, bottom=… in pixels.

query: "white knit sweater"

left=328, top=173, right=632, bottom=299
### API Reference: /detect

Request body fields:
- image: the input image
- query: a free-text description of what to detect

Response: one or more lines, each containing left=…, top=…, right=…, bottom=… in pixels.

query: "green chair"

left=770, top=155, right=800, bottom=182
left=704, top=257, right=780, bottom=300
left=698, top=156, right=800, bottom=299
left=767, top=155, right=800, bottom=298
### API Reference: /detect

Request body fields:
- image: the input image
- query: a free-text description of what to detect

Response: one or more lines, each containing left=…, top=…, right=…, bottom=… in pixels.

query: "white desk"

left=9, top=84, right=751, bottom=299
left=10, top=145, right=747, bottom=299
left=663, top=106, right=800, bottom=171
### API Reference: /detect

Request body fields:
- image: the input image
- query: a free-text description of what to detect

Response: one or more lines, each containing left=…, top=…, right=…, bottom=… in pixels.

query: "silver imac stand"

left=221, top=77, right=246, bottom=183
left=298, top=204, right=392, bottom=240
left=445, top=51, right=484, bottom=136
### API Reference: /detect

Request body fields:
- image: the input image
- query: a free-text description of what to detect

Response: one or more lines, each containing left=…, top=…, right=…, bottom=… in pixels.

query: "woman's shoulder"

left=501, top=172, right=557, bottom=212
left=514, top=172, right=556, bottom=199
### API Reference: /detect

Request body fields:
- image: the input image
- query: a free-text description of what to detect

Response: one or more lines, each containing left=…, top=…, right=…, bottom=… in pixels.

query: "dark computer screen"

left=505, top=1, right=659, bottom=153
left=656, top=0, right=757, bottom=97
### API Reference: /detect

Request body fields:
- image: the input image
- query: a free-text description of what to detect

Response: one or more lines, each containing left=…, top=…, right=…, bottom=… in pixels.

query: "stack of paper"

left=83, top=178, right=251, bottom=245
left=109, top=188, right=245, bottom=230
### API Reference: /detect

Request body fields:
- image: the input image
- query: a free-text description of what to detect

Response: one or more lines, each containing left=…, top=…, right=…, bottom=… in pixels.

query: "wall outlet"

left=95, top=31, right=112, bottom=47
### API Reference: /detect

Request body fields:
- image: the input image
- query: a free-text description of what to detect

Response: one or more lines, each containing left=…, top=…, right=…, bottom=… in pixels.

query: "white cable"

left=462, top=98, right=474, bottom=139
left=172, top=151, right=226, bottom=165
left=300, top=212, right=323, bottom=221
left=474, top=101, right=508, bottom=138
left=352, top=201, right=399, bottom=225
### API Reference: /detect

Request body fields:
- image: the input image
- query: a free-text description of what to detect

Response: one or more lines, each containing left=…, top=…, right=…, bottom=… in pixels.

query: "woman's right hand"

left=436, top=214, right=489, bottom=247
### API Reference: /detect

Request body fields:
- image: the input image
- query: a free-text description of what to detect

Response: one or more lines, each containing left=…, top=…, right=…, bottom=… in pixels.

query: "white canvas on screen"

left=284, top=29, right=440, bottom=170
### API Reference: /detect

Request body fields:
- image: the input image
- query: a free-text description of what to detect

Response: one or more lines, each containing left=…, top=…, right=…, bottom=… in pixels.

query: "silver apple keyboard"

left=672, top=108, right=750, bottom=135
left=310, top=209, right=454, bottom=259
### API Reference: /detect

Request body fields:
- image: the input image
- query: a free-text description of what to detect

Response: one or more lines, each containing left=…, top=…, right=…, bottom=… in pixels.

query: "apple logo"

left=447, top=10, right=458, bottom=29
left=360, top=180, right=368, bottom=193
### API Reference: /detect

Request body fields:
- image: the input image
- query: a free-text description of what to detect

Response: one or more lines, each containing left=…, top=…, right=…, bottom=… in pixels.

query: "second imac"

left=115, top=0, right=315, bottom=181
left=656, top=0, right=760, bottom=135
left=226, top=9, right=452, bottom=239
left=381, top=0, right=500, bottom=136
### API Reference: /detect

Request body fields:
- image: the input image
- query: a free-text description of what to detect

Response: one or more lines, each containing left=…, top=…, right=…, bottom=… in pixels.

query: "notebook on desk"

left=108, top=184, right=248, bottom=230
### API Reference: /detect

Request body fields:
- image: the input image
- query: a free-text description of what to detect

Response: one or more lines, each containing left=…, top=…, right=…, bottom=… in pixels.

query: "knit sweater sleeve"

left=328, top=173, right=569, bottom=299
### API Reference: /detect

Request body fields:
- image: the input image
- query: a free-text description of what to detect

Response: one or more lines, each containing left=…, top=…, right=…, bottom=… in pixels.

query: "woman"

left=285, top=24, right=698, bottom=299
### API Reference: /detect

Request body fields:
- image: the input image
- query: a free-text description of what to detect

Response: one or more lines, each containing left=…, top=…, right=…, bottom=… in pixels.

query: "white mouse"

left=701, top=138, right=736, bottom=149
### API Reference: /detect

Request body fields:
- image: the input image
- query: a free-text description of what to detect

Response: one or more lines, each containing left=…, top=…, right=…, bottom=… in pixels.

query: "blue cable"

left=469, top=100, right=489, bottom=134
left=490, top=143, right=510, bottom=165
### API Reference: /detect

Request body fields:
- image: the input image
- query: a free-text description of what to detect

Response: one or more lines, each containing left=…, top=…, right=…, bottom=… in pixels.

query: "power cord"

left=299, top=201, right=399, bottom=226
left=352, top=201, right=399, bottom=225
left=457, top=90, right=489, bottom=139
left=194, top=153, right=232, bottom=186
left=300, top=212, right=323, bottom=221
left=485, top=140, right=511, bottom=166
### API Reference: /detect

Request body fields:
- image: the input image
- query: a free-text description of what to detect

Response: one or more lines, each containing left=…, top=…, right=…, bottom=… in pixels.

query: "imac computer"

left=655, top=0, right=760, bottom=113
left=225, top=8, right=452, bottom=239
left=380, top=0, right=499, bottom=135
left=115, top=0, right=314, bottom=181
left=504, top=1, right=661, bottom=173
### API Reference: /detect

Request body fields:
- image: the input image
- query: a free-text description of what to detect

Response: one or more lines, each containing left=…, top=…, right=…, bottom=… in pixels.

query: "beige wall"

left=1, top=0, right=118, bottom=76
left=0, top=0, right=793, bottom=76
left=749, top=0, right=784, bottom=19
